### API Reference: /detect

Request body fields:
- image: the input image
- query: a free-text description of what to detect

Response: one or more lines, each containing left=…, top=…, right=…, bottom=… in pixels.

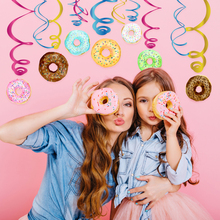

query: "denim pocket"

left=141, top=151, right=160, bottom=175
left=118, top=150, right=133, bottom=175
left=68, top=167, right=81, bottom=196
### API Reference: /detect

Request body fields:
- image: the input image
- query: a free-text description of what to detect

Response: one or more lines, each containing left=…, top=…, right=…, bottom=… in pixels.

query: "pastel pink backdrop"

left=0, top=0, right=219, bottom=219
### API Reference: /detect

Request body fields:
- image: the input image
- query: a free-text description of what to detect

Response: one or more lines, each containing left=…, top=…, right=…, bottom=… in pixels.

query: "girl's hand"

left=163, top=106, right=183, bottom=136
left=64, top=76, right=99, bottom=118
left=128, top=176, right=180, bottom=210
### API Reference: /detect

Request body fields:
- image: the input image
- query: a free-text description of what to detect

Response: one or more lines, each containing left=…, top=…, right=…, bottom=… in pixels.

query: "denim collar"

left=132, top=127, right=164, bottom=143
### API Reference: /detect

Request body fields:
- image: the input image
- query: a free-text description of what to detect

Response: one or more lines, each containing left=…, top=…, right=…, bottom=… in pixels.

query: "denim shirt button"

left=141, top=144, right=144, bottom=147
left=131, top=173, right=134, bottom=176
left=115, top=194, right=118, bottom=197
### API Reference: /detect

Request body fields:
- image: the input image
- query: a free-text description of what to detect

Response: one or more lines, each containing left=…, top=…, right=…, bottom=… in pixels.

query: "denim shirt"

left=18, top=120, right=116, bottom=220
left=114, top=128, right=192, bottom=220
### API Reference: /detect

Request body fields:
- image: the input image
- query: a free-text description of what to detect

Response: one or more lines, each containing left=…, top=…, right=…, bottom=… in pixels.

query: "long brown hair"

left=77, top=77, right=136, bottom=219
left=133, top=68, right=199, bottom=186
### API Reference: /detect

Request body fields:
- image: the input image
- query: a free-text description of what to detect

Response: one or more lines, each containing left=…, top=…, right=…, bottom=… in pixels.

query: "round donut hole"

left=129, top=30, right=134, bottom=36
left=15, top=88, right=23, bottom=96
left=102, top=49, right=111, bottom=57
left=166, top=101, right=173, bottom=110
left=100, top=96, right=109, bottom=105
left=49, top=63, right=58, bottom=72
left=73, top=39, right=81, bottom=46
left=146, top=58, right=153, bottom=65
left=195, top=86, right=203, bottom=94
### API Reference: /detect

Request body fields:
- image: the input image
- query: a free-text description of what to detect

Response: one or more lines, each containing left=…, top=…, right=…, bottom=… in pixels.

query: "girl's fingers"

left=80, top=76, right=90, bottom=88
left=163, top=116, right=175, bottom=125
left=164, top=113, right=178, bottom=122
left=132, top=192, right=147, bottom=203
left=73, top=78, right=82, bottom=90
left=85, top=108, right=97, bottom=115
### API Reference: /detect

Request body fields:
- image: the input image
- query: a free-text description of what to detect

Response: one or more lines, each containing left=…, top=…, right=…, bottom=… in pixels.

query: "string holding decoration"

left=185, top=0, right=211, bottom=73
left=90, top=0, right=117, bottom=35
left=141, top=0, right=161, bottom=49
left=7, top=0, right=35, bottom=76
left=111, top=0, right=127, bottom=25
left=170, top=0, right=189, bottom=56
left=68, top=0, right=88, bottom=26
left=126, top=0, right=140, bottom=22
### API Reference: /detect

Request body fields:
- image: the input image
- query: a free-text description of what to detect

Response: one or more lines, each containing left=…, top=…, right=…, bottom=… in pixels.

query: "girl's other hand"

left=163, top=106, right=183, bottom=136
left=64, top=76, right=99, bottom=118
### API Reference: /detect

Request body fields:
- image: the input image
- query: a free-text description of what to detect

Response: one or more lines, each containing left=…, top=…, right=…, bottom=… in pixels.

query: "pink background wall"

left=0, top=0, right=219, bottom=219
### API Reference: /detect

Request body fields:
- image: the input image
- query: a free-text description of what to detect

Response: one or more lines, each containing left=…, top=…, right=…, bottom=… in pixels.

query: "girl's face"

left=102, top=83, right=134, bottom=138
left=136, top=81, right=162, bottom=128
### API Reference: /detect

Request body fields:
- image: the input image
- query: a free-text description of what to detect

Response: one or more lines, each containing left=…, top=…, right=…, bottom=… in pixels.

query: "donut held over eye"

left=39, top=52, right=69, bottom=82
left=91, top=88, right=119, bottom=115
left=152, top=91, right=180, bottom=120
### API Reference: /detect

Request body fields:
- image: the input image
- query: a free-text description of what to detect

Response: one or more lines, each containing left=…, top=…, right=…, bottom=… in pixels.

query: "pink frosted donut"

left=7, top=79, right=31, bottom=104
left=91, top=88, right=119, bottom=115
left=152, top=91, right=180, bottom=120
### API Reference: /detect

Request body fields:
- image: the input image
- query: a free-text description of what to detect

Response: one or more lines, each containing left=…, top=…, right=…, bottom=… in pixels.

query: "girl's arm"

left=0, top=77, right=98, bottom=145
left=164, top=107, right=183, bottom=170
left=127, top=175, right=180, bottom=209
left=110, top=199, right=120, bottom=220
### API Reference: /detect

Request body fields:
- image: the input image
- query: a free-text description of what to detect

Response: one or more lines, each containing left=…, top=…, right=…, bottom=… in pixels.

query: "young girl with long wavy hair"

left=0, top=76, right=179, bottom=220
left=112, top=68, right=213, bottom=220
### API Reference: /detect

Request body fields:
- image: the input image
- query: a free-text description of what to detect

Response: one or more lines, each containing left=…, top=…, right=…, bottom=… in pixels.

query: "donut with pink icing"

left=91, top=88, right=119, bottom=115
left=152, top=91, right=180, bottom=120
left=7, top=79, right=31, bottom=104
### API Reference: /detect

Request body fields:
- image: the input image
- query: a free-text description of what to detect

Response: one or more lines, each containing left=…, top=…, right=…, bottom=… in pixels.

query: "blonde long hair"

left=133, top=68, right=199, bottom=186
left=77, top=77, right=136, bottom=219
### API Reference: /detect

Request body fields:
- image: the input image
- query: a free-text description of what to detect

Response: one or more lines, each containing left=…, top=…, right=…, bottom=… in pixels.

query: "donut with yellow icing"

left=152, top=91, right=180, bottom=120
left=7, top=79, right=31, bottom=104
left=91, top=39, right=121, bottom=67
left=186, top=75, right=211, bottom=101
left=91, top=88, right=119, bottom=115
left=39, top=52, right=68, bottom=82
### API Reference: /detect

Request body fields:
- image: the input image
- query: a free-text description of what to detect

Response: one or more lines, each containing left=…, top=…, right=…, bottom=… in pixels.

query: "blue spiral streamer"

left=170, top=0, right=189, bottom=56
left=33, top=0, right=53, bottom=49
left=90, top=0, right=117, bottom=35
left=126, top=0, right=140, bottom=22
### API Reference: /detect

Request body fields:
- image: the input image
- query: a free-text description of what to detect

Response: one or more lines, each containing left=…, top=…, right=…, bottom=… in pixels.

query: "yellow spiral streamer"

left=111, top=0, right=127, bottom=24
left=185, top=0, right=211, bottom=73
left=49, top=0, right=63, bottom=49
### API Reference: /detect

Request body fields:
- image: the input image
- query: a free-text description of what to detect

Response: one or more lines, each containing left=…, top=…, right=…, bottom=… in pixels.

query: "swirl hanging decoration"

left=90, top=0, right=117, bottom=35
left=48, top=0, right=63, bottom=49
left=7, top=0, right=35, bottom=76
left=170, top=0, right=189, bottom=56
left=126, top=0, right=140, bottom=22
left=69, top=0, right=88, bottom=26
left=33, top=1, right=52, bottom=49
left=141, top=0, right=161, bottom=49
left=185, top=0, right=211, bottom=73
left=111, top=0, right=127, bottom=25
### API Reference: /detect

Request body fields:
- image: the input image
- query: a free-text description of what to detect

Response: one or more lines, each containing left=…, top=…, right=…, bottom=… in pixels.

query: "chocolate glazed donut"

left=39, top=52, right=69, bottom=82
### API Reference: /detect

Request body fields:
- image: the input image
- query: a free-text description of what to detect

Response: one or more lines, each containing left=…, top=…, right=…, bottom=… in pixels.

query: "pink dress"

left=113, top=192, right=213, bottom=220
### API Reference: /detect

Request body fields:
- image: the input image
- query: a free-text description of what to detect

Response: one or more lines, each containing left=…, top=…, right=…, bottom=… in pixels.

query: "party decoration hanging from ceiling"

left=111, top=0, right=127, bottom=25
left=126, top=0, right=140, bottom=22
left=68, top=0, right=88, bottom=26
left=90, top=0, right=117, bottom=35
left=170, top=0, right=189, bottom=56
left=7, top=0, right=34, bottom=75
left=141, top=0, right=161, bottom=49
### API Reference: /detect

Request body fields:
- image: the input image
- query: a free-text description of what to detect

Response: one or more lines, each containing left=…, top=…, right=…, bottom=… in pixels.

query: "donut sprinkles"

left=91, top=39, right=121, bottom=68
left=65, top=30, right=90, bottom=56
left=39, top=52, right=68, bottom=82
left=186, top=75, right=211, bottom=101
left=152, top=91, right=180, bottom=120
left=7, top=79, right=31, bottom=104
left=138, top=49, right=162, bottom=70
left=121, top=23, right=142, bottom=44
left=91, top=88, right=119, bottom=115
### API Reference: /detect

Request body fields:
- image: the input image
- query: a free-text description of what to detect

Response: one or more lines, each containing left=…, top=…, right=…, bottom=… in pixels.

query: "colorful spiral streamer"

left=185, top=0, right=211, bottom=73
left=170, top=0, right=189, bottom=56
left=90, top=0, right=117, bottom=35
left=69, top=0, right=88, bottom=26
left=111, top=0, right=127, bottom=25
left=7, top=0, right=35, bottom=75
left=126, top=0, right=140, bottom=22
left=141, top=0, right=161, bottom=49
